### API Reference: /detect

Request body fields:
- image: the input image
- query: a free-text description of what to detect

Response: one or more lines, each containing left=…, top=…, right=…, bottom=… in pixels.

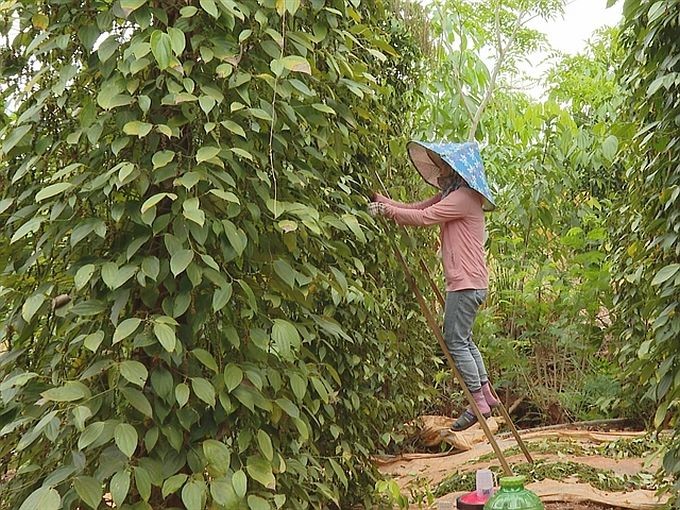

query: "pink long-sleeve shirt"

left=376, top=189, right=489, bottom=292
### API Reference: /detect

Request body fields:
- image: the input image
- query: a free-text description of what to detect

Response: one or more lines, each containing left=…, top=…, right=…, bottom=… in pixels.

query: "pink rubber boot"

left=451, top=389, right=491, bottom=431
left=481, top=381, right=500, bottom=408
left=472, top=388, right=492, bottom=415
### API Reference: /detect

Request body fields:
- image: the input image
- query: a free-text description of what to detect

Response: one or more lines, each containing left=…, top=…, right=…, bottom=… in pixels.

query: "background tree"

left=414, top=0, right=563, bottom=142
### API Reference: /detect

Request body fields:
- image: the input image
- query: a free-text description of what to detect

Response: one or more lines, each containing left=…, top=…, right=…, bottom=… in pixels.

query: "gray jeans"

left=443, top=289, right=489, bottom=393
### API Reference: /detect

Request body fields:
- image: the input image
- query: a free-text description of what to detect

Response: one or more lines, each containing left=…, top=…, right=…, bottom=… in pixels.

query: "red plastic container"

left=457, top=490, right=491, bottom=510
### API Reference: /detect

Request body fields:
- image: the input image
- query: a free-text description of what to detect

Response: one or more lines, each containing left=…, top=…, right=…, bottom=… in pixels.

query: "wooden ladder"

left=374, top=185, right=533, bottom=474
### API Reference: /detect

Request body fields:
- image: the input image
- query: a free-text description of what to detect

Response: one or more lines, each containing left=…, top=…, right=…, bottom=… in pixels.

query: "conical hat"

left=407, top=140, right=496, bottom=211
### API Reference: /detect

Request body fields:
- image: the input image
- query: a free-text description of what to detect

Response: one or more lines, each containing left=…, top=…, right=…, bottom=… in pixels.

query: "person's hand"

left=368, top=202, right=387, bottom=217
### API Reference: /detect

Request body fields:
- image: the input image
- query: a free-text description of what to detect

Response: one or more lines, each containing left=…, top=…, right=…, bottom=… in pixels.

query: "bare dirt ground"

left=545, top=503, right=624, bottom=510
left=376, top=417, right=669, bottom=510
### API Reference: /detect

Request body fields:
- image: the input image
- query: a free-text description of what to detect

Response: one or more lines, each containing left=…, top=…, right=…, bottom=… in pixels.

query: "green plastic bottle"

left=483, top=476, right=544, bottom=510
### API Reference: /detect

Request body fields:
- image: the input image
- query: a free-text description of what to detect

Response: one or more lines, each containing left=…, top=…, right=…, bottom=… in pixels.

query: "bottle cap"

left=499, top=476, right=526, bottom=488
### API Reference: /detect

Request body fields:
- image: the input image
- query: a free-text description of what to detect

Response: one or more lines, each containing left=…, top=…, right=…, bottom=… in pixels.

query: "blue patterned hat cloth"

left=406, top=141, right=496, bottom=211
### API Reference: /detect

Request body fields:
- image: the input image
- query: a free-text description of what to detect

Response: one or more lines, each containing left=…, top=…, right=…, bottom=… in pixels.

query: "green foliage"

left=546, top=27, right=629, bottom=196
left=0, top=0, right=437, bottom=508
left=486, top=80, right=623, bottom=420
left=612, top=0, right=680, bottom=497
left=2, top=0, right=677, bottom=506
left=416, top=0, right=563, bottom=141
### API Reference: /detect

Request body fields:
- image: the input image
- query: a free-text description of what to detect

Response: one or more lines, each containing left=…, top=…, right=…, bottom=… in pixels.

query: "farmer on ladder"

left=368, top=141, right=498, bottom=431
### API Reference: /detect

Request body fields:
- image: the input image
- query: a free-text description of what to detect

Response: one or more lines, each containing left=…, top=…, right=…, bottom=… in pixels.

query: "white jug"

left=475, top=468, right=496, bottom=497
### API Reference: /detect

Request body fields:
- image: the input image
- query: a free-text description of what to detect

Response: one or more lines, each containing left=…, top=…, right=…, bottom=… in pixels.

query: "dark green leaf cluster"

left=0, top=0, right=436, bottom=508
left=612, top=0, right=680, bottom=497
